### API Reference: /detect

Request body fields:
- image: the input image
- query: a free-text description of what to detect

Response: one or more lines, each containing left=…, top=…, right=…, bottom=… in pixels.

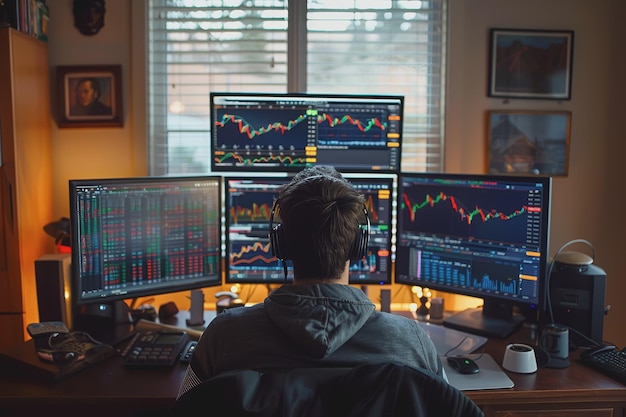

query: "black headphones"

left=269, top=199, right=370, bottom=262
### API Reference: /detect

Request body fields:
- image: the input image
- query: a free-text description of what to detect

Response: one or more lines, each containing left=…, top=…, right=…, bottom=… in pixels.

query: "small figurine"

left=73, top=0, right=105, bottom=36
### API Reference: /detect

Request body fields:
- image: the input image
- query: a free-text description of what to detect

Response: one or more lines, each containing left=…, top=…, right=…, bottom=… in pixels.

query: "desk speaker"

left=35, top=254, right=72, bottom=327
left=549, top=261, right=606, bottom=347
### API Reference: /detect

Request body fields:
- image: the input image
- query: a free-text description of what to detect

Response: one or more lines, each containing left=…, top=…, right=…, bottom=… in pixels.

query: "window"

left=148, top=0, right=446, bottom=175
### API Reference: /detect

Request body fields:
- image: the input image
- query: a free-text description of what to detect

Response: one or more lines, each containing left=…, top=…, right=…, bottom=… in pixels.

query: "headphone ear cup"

left=348, top=208, right=370, bottom=261
left=269, top=199, right=289, bottom=261
left=270, top=223, right=290, bottom=261
left=348, top=225, right=369, bottom=261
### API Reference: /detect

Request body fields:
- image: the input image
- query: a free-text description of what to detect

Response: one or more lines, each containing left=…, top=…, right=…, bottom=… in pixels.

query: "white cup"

left=502, top=343, right=538, bottom=374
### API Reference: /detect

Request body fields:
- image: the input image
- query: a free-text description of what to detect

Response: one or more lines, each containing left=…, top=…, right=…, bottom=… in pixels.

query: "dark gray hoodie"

left=178, top=284, right=442, bottom=398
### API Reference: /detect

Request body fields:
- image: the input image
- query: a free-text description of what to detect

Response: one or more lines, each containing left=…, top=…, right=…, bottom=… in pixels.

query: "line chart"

left=230, top=241, right=277, bottom=267
left=216, top=113, right=307, bottom=139
left=399, top=188, right=537, bottom=245
left=402, top=191, right=529, bottom=224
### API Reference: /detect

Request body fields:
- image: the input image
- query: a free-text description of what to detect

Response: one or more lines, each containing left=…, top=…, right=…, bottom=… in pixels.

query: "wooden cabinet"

left=0, top=28, right=54, bottom=349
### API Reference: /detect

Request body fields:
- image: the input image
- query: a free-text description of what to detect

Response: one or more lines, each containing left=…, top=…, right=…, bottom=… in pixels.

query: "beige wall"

left=46, top=0, right=626, bottom=347
left=446, top=0, right=626, bottom=347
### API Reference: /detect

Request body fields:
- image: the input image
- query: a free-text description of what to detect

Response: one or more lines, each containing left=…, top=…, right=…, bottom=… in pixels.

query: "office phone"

left=122, top=331, right=189, bottom=367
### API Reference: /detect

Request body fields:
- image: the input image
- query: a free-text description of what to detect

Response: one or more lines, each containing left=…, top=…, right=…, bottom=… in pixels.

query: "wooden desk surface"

left=1, top=315, right=625, bottom=417
left=466, top=328, right=626, bottom=415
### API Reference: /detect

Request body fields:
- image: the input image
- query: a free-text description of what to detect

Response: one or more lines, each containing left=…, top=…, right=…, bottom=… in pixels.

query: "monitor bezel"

left=69, top=175, right=224, bottom=307
left=210, top=92, right=404, bottom=174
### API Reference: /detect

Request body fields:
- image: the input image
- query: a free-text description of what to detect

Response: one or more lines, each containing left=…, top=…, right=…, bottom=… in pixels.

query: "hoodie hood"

left=264, top=284, right=375, bottom=359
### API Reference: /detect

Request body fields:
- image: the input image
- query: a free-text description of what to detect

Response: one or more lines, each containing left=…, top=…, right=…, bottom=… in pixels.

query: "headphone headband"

left=269, top=199, right=369, bottom=262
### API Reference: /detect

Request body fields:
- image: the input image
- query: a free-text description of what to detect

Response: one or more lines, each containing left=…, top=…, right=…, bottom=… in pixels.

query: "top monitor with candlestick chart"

left=210, top=93, right=403, bottom=173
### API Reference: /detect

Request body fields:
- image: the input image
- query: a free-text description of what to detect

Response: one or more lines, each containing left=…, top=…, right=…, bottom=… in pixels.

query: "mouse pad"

left=442, top=353, right=514, bottom=391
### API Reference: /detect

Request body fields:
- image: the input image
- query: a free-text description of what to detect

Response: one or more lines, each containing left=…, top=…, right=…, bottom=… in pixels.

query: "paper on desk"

left=417, top=321, right=488, bottom=356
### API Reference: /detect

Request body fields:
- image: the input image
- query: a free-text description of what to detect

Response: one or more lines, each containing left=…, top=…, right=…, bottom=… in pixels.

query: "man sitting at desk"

left=177, top=166, right=443, bottom=398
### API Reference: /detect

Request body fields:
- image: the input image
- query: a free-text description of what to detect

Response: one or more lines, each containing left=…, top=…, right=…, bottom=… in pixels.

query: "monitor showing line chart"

left=225, top=176, right=291, bottom=284
left=224, top=174, right=395, bottom=285
left=211, top=93, right=403, bottom=173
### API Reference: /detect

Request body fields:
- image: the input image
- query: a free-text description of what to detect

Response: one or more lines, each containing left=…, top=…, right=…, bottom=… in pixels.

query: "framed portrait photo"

left=488, top=29, right=574, bottom=100
left=487, top=110, right=571, bottom=176
left=56, top=65, right=123, bottom=128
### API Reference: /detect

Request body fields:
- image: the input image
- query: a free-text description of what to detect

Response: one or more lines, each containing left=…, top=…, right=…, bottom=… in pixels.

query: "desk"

left=468, top=331, right=626, bottom=417
left=1, top=313, right=625, bottom=417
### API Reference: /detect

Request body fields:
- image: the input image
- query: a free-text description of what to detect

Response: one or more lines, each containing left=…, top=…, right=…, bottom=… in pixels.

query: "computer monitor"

left=211, top=92, right=403, bottom=173
left=69, top=176, right=222, bottom=339
left=395, top=173, right=551, bottom=338
left=225, top=174, right=395, bottom=285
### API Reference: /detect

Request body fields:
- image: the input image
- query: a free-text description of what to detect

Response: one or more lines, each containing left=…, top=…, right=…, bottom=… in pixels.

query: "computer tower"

left=549, top=261, right=606, bottom=347
left=34, top=254, right=72, bottom=327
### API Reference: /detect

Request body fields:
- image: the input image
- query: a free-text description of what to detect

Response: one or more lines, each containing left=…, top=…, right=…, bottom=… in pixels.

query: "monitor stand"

left=443, top=301, right=525, bottom=339
left=73, top=300, right=135, bottom=346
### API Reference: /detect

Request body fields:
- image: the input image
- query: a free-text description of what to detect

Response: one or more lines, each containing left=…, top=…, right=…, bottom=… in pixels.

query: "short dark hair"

left=277, top=166, right=366, bottom=280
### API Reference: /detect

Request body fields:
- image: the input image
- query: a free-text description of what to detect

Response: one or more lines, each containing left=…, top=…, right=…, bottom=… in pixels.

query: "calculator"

left=123, top=331, right=189, bottom=367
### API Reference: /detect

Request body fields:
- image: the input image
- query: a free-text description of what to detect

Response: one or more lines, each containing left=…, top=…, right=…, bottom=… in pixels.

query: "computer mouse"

left=447, top=356, right=480, bottom=374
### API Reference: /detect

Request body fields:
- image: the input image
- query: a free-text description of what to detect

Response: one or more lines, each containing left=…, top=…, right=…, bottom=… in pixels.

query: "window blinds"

left=147, top=0, right=445, bottom=175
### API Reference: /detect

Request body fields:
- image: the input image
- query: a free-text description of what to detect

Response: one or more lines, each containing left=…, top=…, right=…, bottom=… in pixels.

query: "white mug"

left=502, top=343, right=538, bottom=374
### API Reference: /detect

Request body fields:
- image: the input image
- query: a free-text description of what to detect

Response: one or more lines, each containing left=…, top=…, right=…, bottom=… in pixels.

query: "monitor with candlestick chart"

left=210, top=93, right=403, bottom=173
left=395, top=172, right=552, bottom=338
left=225, top=174, right=395, bottom=285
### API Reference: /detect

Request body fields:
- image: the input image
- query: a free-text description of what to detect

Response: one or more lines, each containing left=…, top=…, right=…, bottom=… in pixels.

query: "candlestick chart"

left=213, top=107, right=309, bottom=167
left=229, top=201, right=274, bottom=224
left=210, top=93, right=403, bottom=172
left=316, top=111, right=389, bottom=148
left=215, top=109, right=308, bottom=147
left=395, top=173, right=551, bottom=314
left=399, top=186, right=539, bottom=246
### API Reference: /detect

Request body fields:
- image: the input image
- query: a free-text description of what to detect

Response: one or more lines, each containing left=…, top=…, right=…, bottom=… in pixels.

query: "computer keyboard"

left=133, top=319, right=203, bottom=340
left=580, top=345, right=626, bottom=385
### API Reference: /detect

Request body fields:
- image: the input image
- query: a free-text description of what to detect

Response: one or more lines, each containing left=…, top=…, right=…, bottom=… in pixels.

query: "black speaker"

left=380, top=289, right=391, bottom=313
left=34, top=253, right=72, bottom=327
left=549, top=261, right=606, bottom=347
left=269, top=199, right=370, bottom=262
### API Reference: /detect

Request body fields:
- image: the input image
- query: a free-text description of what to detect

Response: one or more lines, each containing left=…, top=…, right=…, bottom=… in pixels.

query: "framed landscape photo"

left=57, top=65, right=123, bottom=128
left=488, top=29, right=574, bottom=100
left=487, top=110, right=571, bottom=176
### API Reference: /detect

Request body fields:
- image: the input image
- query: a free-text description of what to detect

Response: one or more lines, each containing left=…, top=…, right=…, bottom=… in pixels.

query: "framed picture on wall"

left=488, top=29, right=574, bottom=100
left=56, top=65, right=123, bottom=128
left=487, top=110, right=571, bottom=176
